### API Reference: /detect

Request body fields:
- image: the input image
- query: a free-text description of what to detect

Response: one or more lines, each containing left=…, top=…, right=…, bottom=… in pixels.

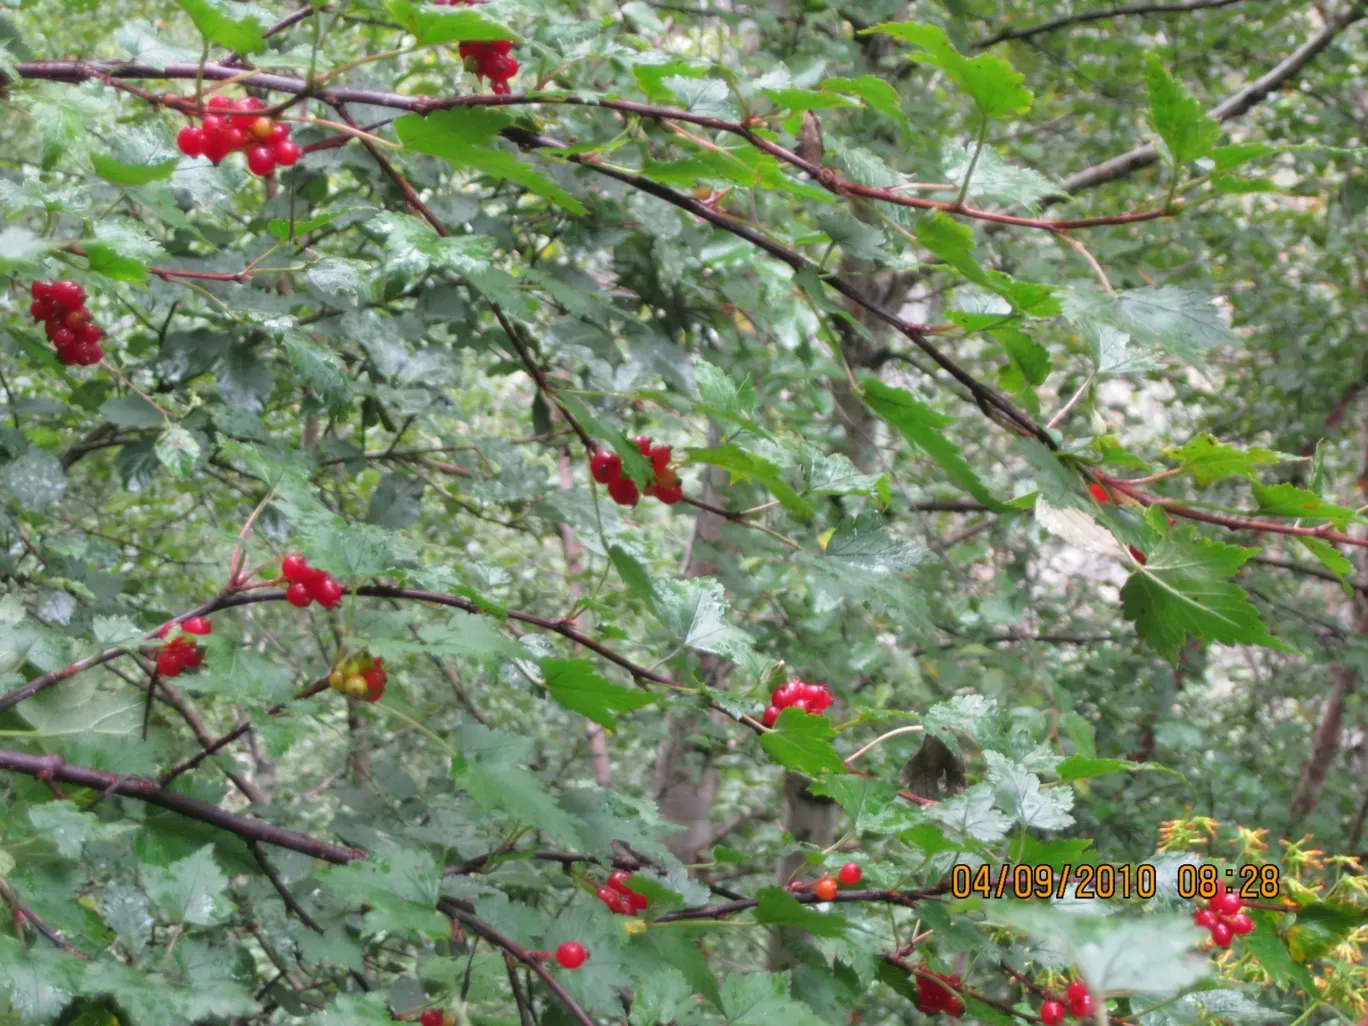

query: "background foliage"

left=3, top=0, right=1368, bottom=1023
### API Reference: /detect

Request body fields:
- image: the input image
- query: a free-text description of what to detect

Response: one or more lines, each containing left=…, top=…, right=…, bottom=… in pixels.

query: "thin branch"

left=438, top=901, right=596, bottom=1026
left=973, top=0, right=1253, bottom=48
left=159, top=719, right=252, bottom=786
left=247, top=839, right=325, bottom=933
left=0, top=750, right=363, bottom=864
left=0, top=877, right=87, bottom=957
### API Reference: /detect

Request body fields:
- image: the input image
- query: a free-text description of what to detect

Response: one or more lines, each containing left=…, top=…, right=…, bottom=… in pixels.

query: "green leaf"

left=155, top=425, right=201, bottom=478
left=689, top=443, right=815, bottom=517
left=822, top=511, right=925, bottom=575
left=1240, top=910, right=1316, bottom=990
left=720, top=970, right=828, bottom=1026
left=753, top=887, right=847, bottom=937
left=662, top=76, right=735, bottom=118
left=1120, top=526, right=1287, bottom=662
left=821, top=76, right=911, bottom=131
left=101, top=395, right=164, bottom=429
left=942, top=140, right=1063, bottom=213
left=1167, top=433, right=1288, bottom=485
left=172, top=0, right=267, bottom=53
left=395, top=111, right=587, bottom=215
left=3, top=448, right=67, bottom=511
left=864, top=22, right=1031, bottom=119
left=387, top=0, right=519, bottom=45
left=451, top=724, right=585, bottom=848
left=1285, top=900, right=1368, bottom=963
left=92, top=152, right=179, bottom=186
left=16, top=676, right=141, bottom=739
left=985, top=752, right=1074, bottom=830
left=415, top=611, right=525, bottom=662
left=651, top=576, right=755, bottom=662
left=1146, top=55, right=1222, bottom=167
left=1055, top=757, right=1141, bottom=782
left=694, top=360, right=756, bottom=422
left=142, top=844, right=230, bottom=926
left=926, top=784, right=1012, bottom=843
left=760, top=87, right=859, bottom=112
left=759, top=707, right=848, bottom=777
left=540, top=658, right=656, bottom=729
left=862, top=378, right=1003, bottom=510
left=1297, top=536, right=1354, bottom=592
left=1252, top=482, right=1361, bottom=531
left=1117, top=286, right=1237, bottom=361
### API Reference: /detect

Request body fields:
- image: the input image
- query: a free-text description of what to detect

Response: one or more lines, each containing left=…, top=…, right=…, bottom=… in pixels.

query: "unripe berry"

left=344, top=675, right=369, bottom=699
left=250, top=116, right=275, bottom=140
left=554, top=941, right=588, bottom=969
left=813, top=876, right=838, bottom=901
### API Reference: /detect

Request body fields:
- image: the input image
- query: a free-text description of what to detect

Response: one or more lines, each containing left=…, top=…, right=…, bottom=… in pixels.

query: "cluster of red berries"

left=1192, top=886, right=1255, bottom=948
left=29, top=281, right=104, bottom=366
left=155, top=617, right=212, bottom=677
left=915, top=970, right=964, bottom=1018
left=789, top=862, right=862, bottom=901
left=596, top=869, right=650, bottom=915
left=1039, top=981, right=1096, bottom=1024
left=280, top=554, right=344, bottom=609
left=176, top=96, right=302, bottom=177
left=329, top=652, right=387, bottom=703
left=433, top=0, right=521, bottom=93
left=590, top=437, right=683, bottom=508
left=761, top=678, right=833, bottom=727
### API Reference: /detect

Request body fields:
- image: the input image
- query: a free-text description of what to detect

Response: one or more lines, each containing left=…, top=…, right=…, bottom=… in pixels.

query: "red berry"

left=792, top=698, right=812, bottom=714
left=1209, top=920, right=1233, bottom=947
left=590, top=450, right=623, bottom=484
left=1228, top=912, right=1254, bottom=935
left=76, top=344, right=104, bottom=366
left=177, top=126, right=206, bottom=157
left=182, top=617, right=212, bottom=636
left=814, top=876, right=838, bottom=901
left=627, top=889, right=648, bottom=910
left=1041, top=1000, right=1065, bottom=1026
left=246, top=145, right=276, bottom=177
left=51, top=281, right=84, bottom=307
left=633, top=436, right=652, bottom=455
left=269, top=122, right=292, bottom=142
left=30, top=281, right=52, bottom=300
left=484, top=53, right=518, bottom=81
left=614, top=894, right=634, bottom=915
left=656, top=484, right=683, bottom=505
left=182, top=645, right=205, bottom=669
left=203, top=133, right=232, bottom=165
left=1209, top=888, right=1241, bottom=916
left=420, top=1011, right=444, bottom=1026
left=52, top=327, right=75, bottom=349
left=838, top=862, right=862, bottom=885
left=1066, top=981, right=1089, bottom=1004
left=1088, top=482, right=1109, bottom=503
left=281, top=554, right=308, bottom=581
left=648, top=444, right=672, bottom=471
left=490, top=79, right=511, bottom=95
left=157, top=647, right=185, bottom=677
left=607, top=870, right=632, bottom=891
left=1068, top=994, right=1095, bottom=1019
left=554, top=941, right=588, bottom=969
left=286, top=581, right=312, bottom=607
left=1192, top=908, right=1217, bottom=928
left=201, top=114, right=226, bottom=134
left=207, top=95, right=235, bottom=111
left=1127, top=544, right=1147, bottom=565
left=595, top=886, right=618, bottom=908
left=76, top=322, right=103, bottom=345
left=761, top=705, right=780, bottom=727
left=313, top=575, right=344, bottom=608
left=272, top=139, right=302, bottom=167
left=30, top=298, right=52, bottom=320
left=607, top=476, right=639, bottom=507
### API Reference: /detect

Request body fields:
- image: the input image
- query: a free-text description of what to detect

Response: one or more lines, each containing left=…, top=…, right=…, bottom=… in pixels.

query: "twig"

left=159, top=720, right=252, bottom=786
left=247, top=839, right=325, bottom=933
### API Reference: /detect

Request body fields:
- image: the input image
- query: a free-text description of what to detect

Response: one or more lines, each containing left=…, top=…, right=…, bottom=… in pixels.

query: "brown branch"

left=62, top=246, right=254, bottom=283
left=654, top=884, right=945, bottom=922
left=1056, top=5, right=1367, bottom=195
left=0, top=750, right=364, bottom=864
left=437, top=901, right=597, bottom=1026
left=0, top=877, right=87, bottom=957
left=973, top=0, right=1253, bottom=48
left=247, top=839, right=325, bottom=933
left=159, top=719, right=252, bottom=786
